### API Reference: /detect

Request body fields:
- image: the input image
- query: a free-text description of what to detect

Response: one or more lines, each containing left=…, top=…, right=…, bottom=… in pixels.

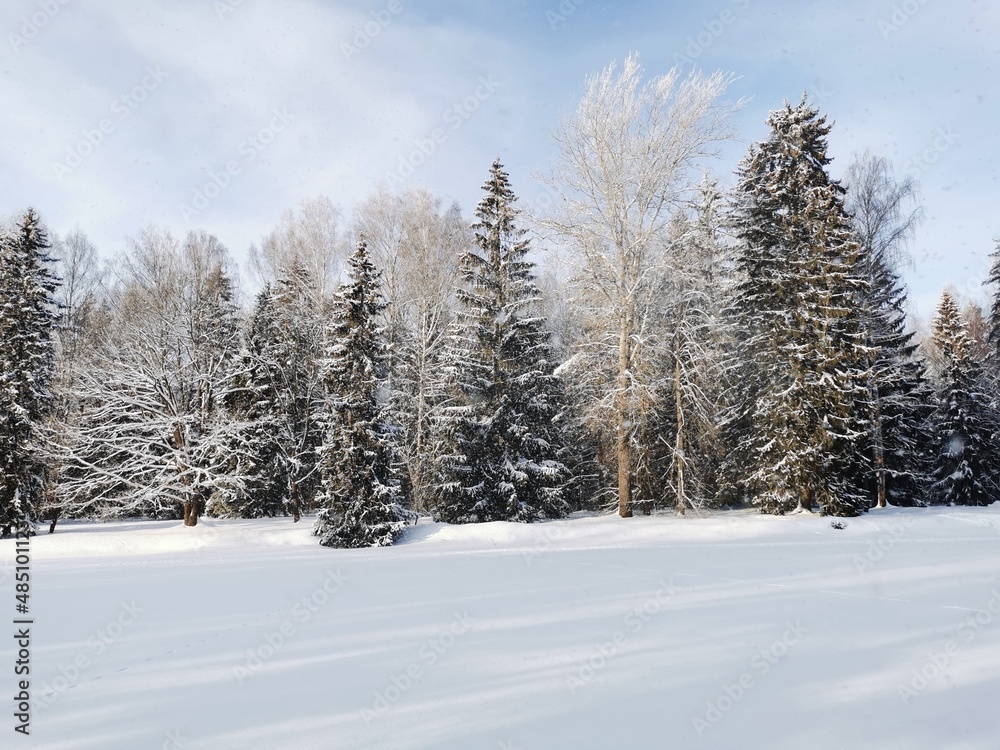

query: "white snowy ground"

left=4, top=505, right=1000, bottom=750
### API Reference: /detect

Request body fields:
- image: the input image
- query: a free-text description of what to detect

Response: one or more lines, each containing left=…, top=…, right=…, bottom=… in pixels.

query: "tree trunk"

left=183, top=500, right=199, bottom=526
left=799, top=486, right=813, bottom=513
left=871, top=377, right=887, bottom=508
left=290, top=480, right=301, bottom=522
left=674, top=342, right=686, bottom=516
left=173, top=423, right=198, bottom=526
left=48, top=507, right=59, bottom=534
left=617, top=432, right=632, bottom=517
left=414, top=356, right=427, bottom=515
left=617, top=316, right=633, bottom=518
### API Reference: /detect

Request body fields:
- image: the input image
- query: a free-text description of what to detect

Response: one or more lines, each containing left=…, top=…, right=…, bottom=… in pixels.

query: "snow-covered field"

left=7, top=506, right=1000, bottom=749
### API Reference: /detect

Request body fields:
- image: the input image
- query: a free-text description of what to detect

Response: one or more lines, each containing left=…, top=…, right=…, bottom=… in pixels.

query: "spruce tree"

left=314, top=240, right=414, bottom=548
left=433, top=159, right=570, bottom=523
left=0, top=209, right=59, bottom=537
left=844, top=152, right=934, bottom=507
left=727, top=99, right=874, bottom=516
left=217, top=270, right=327, bottom=521
left=860, top=257, right=936, bottom=506
left=212, top=287, right=288, bottom=518
left=929, top=291, right=998, bottom=506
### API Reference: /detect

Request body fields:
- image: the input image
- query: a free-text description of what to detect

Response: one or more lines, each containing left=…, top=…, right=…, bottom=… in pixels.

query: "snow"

left=12, top=506, right=1000, bottom=749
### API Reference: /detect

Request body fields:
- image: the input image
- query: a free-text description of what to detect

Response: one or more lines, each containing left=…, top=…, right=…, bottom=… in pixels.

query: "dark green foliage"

left=928, top=292, right=998, bottom=506
left=726, top=99, right=874, bottom=517
left=433, top=160, right=570, bottom=523
left=221, top=268, right=326, bottom=521
left=860, top=257, right=936, bottom=506
left=0, top=209, right=58, bottom=537
left=843, top=151, right=934, bottom=508
left=213, top=287, right=289, bottom=518
left=314, top=240, right=414, bottom=548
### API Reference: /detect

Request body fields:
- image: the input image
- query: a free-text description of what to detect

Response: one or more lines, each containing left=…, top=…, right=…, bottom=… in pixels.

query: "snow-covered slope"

left=9, top=506, right=1000, bottom=749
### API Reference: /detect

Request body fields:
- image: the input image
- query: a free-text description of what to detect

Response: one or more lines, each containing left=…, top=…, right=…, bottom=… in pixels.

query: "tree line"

left=2, top=55, right=999, bottom=545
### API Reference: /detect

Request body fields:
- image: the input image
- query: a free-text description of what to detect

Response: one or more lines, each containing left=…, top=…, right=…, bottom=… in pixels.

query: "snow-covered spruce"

left=726, top=98, right=874, bottom=517
left=216, top=268, right=327, bottom=521
left=213, top=286, right=293, bottom=519
left=313, top=239, right=415, bottom=548
left=432, top=159, right=571, bottom=524
left=928, top=291, right=999, bottom=506
left=844, top=151, right=936, bottom=507
left=0, top=209, right=59, bottom=537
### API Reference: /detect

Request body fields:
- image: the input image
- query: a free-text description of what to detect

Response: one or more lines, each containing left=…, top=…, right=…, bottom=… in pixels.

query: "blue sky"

left=2, top=0, right=997, bottom=319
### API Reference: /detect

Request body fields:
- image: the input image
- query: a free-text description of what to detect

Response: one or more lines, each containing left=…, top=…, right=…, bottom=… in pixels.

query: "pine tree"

left=727, top=99, right=874, bottom=517
left=314, top=240, right=414, bottom=548
left=929, top=291, right=998, bottom=506
left=433, top=160, right=570, bottom=523
left=0, top=209, right=59, bottom=537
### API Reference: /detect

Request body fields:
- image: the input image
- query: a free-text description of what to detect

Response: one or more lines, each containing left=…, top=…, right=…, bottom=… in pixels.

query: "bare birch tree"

left=352, top=188, right=466, bottom=511
left=45, top=230, right=105, bottom=532
left=541, top=54, right=740, bottom=516
left=844, top=151, right=927, bottom=509
left=249, top=196, right=347, bottom=301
